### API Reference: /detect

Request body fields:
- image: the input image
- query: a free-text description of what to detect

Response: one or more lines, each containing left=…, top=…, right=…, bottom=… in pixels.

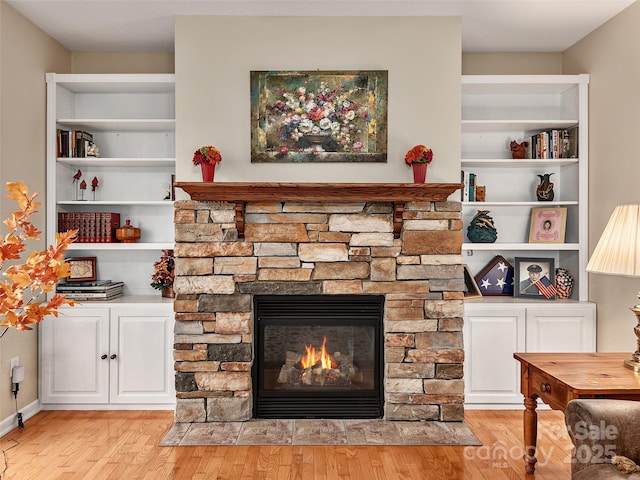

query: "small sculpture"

left=536, top=173, right=555, bottom=201
left=87, top=142, right=100, bottom=157
left=91, top=176, right=99, bottom=201
left=510, top=140, right=529, bottom=159
left=79, top=179, right=87, bottom=201
left=467, top=210, right=498, bottom=243
left=475, top=185, right=486, bottom=202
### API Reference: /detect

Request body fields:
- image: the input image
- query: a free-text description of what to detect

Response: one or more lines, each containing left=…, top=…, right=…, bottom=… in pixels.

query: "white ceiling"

left=5, top=0, right=636, bottom=53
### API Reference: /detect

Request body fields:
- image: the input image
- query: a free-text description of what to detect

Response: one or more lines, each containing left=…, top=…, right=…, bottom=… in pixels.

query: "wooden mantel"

left=175, top=182, right=462, bottom=238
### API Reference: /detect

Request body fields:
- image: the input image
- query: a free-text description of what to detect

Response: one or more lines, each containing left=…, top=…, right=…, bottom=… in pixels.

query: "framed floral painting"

left=250, top=70, right=388, bottom=163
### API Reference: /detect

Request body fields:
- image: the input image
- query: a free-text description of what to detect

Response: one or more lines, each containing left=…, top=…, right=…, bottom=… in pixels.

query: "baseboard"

left=0, top=399, right=41, bottom=437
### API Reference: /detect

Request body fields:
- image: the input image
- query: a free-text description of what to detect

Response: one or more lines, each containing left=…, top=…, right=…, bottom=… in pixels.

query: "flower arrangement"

left=0, top=181, right=77, bottom=332
left=267, top=80, right=369, bottom=153
left=405, top=145, right=434, bottom=165
left=150, top=249, right=174, bottom=290
left=192, top=146, right=222, bottom=166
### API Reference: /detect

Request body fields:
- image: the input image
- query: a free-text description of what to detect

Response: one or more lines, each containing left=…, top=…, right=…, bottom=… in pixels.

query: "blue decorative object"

left=467, top=210, right=497, bottom=243
left=474, top=255, right=514, bottom=296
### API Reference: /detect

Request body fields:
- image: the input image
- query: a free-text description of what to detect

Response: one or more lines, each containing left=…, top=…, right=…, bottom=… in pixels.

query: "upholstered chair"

left=565, top=399, right=640, bottom=479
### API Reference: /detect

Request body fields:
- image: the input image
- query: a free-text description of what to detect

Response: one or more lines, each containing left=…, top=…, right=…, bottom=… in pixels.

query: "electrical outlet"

left=10, top=357, right=19, bottom=377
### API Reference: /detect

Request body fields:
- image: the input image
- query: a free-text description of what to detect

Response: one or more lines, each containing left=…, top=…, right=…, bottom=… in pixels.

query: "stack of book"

left=56, top=280, right=124, bottom=301
left=58, top=212, right=120, bottom=243
left=57, top=129, right=94, bottom=158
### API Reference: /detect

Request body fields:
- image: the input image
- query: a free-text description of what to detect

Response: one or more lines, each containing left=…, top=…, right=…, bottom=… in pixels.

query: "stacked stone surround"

left=173, top=199, right=465, bottom=423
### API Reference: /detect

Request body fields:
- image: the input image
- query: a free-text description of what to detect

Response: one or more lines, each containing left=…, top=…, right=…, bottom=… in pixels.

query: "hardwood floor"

left=0, top=409, right=572, bottom=479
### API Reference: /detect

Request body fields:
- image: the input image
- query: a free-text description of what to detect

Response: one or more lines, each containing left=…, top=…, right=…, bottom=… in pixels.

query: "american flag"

left=534, top=276, right=557, bottom=299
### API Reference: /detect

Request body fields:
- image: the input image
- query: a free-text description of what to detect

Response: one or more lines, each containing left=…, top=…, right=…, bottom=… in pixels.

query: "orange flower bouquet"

left=192, top=146, right=222, bottom=166
left=0, top=181, right=77, bottom=332
left=404, top=145, right=434, bottom=165
left=405, top=145, right=433, bottom=183
left=193, top=146, right=222, bottom=182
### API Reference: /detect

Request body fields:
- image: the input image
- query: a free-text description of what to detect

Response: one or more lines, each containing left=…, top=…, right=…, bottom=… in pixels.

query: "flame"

left=300, top=336, right=335, bottom=369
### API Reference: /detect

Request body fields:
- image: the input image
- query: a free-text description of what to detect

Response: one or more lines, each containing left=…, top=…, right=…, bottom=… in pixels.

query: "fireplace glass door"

left=253, top=295, right=384, bottom=419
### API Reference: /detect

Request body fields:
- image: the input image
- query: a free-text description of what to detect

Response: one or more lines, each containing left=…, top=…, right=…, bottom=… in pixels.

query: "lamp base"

left=625, top=303, right=640, bottom=372
left=624, top=358, right=640, bottom=372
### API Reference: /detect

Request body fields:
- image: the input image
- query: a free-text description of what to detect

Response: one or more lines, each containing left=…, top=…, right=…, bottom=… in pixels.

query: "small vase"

left=200, top=163, right=215, bottom=182
left=412, top=163, right=427, bottom=183
left=555, top=268, right=574, bottom=299
left=161, top=286, right=175, bottom=298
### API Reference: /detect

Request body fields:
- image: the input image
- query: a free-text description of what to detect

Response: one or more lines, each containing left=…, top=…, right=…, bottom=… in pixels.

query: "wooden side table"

left=514, top=352, right=640, bottom=474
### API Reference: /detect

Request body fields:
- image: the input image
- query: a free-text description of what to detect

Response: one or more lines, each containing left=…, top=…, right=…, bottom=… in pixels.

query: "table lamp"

left=586, top=204, right=640, bottom=371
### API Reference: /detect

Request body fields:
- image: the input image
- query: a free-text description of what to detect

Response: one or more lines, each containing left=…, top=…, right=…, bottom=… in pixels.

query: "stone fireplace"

left=172, top=182, right=464, bottom=423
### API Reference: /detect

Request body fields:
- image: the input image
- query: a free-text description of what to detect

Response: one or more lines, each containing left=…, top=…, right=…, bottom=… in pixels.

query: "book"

left=61, top=291, right=123, bottom=301
left=57, top=281, right=124, bottom=293
left=58, top=279, right=112, bottom=287
left=468, top=172, right=475, bottom=202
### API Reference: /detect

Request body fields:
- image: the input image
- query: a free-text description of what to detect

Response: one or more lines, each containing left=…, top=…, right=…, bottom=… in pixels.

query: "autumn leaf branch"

left=0, top=181, right=77, bottom=331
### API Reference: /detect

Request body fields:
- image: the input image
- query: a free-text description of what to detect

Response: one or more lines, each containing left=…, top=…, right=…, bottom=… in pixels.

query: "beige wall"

left=462, top=53, right=563, bottom=75
left=0, top=1, right=70, bottom=421
left=174, top=16, right=461, bottom=186
left=563, top=1, right=640, bottom=352
left=72, top=52, right=174, bottom=73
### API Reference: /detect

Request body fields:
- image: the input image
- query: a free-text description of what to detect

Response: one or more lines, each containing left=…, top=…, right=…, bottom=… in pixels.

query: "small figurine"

left=91, top=176, right=99, bottom=201
left=79, top=179, right=87, bottom=201
left=475, top=185, right=486, bottom=202
left=87, top=142, right=100, bottom=157
left=72, top=169, right=82, bottom=183
left=536, top=173, right=555, bottom=201
left=510, top=140, right=529, bottom=159
left=467, top=210, right=498, bottom=243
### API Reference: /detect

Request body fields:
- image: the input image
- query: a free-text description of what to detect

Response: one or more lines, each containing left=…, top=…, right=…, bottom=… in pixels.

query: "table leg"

left=523, top=396, right=538, bottom=474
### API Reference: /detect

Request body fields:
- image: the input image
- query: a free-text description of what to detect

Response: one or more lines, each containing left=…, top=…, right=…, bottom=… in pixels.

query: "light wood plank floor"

left=0, top=409, right=572, bottom=479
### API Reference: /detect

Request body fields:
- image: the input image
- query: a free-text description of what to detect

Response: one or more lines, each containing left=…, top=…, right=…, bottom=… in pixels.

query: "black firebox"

left=253, top=294, right=384, bottom=419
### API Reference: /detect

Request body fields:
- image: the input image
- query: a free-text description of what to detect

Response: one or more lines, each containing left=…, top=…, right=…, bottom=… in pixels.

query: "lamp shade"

left=586, top=204, right=640, bottom=277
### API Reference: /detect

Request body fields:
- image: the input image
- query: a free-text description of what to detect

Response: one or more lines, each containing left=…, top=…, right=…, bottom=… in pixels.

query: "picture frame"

left=514, top=257, right=556, bottom=300
left=474, top=255, right=514, bottom=296
left=65, top=256, right=97, bottom=282
left=250, top=70, right=388, bottom=163
left=463, top=264, right=482, bottom=299
left=529, top=207, right=567, bottom=243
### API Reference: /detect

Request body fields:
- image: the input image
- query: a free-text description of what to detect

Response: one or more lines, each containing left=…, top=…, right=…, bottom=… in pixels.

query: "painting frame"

left=250, top=70, right=388, bottom=163
left=463, top=264, right=482, bottom=299
left=514, top=256, right=556, bottom=300
left=529, top=207, right=567, bottom=243
left=474, top=255, right=514, bottom=296
left=65, top=256, right=97, bottom=282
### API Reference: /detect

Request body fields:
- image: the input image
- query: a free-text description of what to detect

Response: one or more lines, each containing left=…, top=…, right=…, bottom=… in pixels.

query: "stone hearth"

left=172, top=183, right=464, bottom=423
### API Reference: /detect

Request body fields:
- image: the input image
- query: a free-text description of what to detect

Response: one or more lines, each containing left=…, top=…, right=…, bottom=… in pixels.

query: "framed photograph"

left=463, top=264, right=482, bottom=299
left=529, top=207, right=567, bottom=243
left=65, top=256, right=97, bottom=282
left=514, top=257, right=556, bottom=300
left=474, top=255, right=514, bottom=296
left=250, top=70, right=388, bottom=163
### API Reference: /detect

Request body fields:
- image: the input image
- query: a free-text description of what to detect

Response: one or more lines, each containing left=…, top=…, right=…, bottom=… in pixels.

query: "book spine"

left=60, top=130, right=69, bottom=157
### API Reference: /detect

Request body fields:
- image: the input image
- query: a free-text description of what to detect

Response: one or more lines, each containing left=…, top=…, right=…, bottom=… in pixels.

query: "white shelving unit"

left=45, top=73, right=176, bottom=298
left=42, top=73, right=176, bottom=409
left=461, top=75, right=595, bottom=408
left=461, top=74, right=590, bottom=301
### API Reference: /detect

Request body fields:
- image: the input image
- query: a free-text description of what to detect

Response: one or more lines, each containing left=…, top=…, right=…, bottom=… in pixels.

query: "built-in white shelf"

left=57, top=157, right=175, bottom=167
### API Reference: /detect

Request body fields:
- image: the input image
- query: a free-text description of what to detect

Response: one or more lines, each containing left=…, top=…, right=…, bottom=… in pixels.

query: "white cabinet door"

left=40, top=307, right=110, bottom=404
left=464, top=305, right=525, bottom=406
left=526, top=304, right=596, bottom=352
left=109, top=306, right=175, bottom=404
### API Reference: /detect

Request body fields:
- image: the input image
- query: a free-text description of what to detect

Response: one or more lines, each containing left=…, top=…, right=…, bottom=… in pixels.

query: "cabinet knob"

left=101, top=354, right=108, bottom=360
left=110, top=354, right=117, bottom=360
left=540, top=383, right=551, bottom=393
